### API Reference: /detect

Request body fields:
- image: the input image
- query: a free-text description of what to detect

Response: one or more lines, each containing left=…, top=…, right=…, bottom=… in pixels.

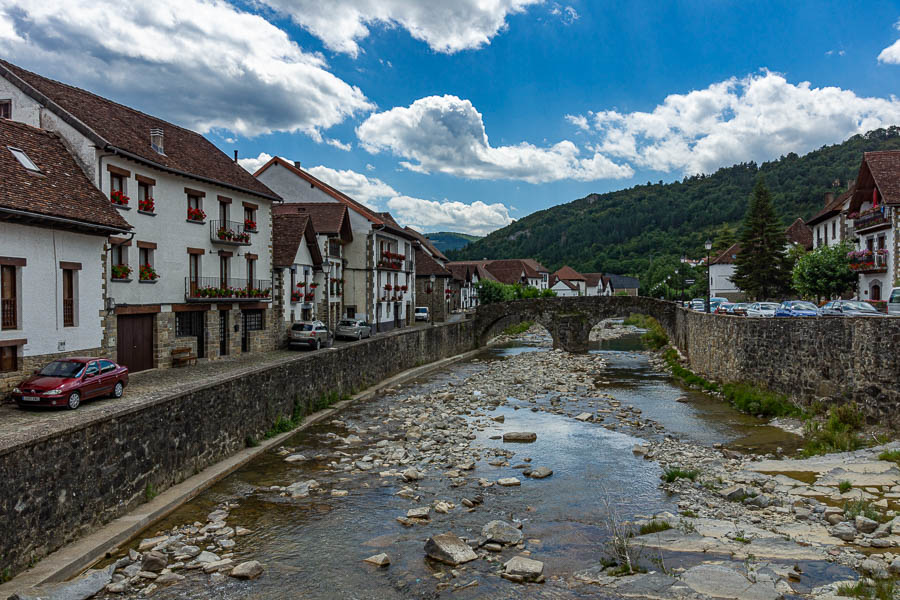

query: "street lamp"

left=322, top=258, right=332, bottom=334
left=680, top=254, right=687, bottom=304
left=429, top=274, right=436, bottom=325
left=704, top=239, right=712, bottom=313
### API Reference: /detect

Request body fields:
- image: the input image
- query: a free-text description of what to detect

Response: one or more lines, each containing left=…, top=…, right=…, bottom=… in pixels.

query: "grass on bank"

left=801, top=404, right=865, bottom=457
left=624, top=314, right=668, bottom=350
left=836, top=578, right=895, bottom=599
left=662, top=468, right=699, bottom=483
left=502, top=321, right=534, bottom=336
left=638, top=520, right=672, bottom=535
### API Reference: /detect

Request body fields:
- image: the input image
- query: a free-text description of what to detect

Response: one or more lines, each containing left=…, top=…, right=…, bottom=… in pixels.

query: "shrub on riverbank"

left=625, top=313, right=668, bottom=350
left=720, top=383, right=801, bottom=418
left=502, top=321, right=534, bottom=336
left=801, top=403, right=865, bottom=456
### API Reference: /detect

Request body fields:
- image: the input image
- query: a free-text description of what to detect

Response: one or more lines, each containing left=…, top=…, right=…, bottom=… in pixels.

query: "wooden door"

left=1, top=265, right=16, bottom=330
left=117, top=314, right=154, bottom=372
left=219, top=311, right=228, bottom=356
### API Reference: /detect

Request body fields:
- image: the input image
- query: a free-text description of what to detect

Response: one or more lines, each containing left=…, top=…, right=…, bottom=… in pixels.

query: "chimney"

left=150, top=127, right=164, bottom=155
left=294, top=160, right=302, bottom=169
left=234, top=150, right=238, bottom=163
left=824, top=191, right=834, bottom=206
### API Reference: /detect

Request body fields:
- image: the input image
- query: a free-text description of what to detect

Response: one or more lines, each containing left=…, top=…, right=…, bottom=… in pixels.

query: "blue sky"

left=3, top=0, right=900, bottom=234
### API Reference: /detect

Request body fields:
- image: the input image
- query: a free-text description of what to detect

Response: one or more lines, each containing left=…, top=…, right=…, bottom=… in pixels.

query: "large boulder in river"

left=482, top=520, right=523, bottom=545
left=504, top=556, right=545, bottom=582
left=503, top=432, right=537, bottom=443
left=424, top=533, right=478, bottom=565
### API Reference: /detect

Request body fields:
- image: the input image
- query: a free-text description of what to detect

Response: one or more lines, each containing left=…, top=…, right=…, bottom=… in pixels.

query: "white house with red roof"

left=551, top=266, right=587, bottom=296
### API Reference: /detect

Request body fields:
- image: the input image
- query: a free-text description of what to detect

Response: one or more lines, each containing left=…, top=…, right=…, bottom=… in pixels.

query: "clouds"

left=387, top=197, right=513, bottom=236
left=258, top=0, right=541, bottom=57
left=878, top=20, right=900, bottom=64
left=237, top=152, right=274, bottom=174
left=0, top=0, right=372, bottom=138
left=569, top=70, right=900, bottom=176
left=306, top=165, right=397, bottom=208
left=357, top=95, right=633, bottom=183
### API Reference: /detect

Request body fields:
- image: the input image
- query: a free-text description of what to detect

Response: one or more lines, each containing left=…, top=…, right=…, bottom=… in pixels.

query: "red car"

left=12, top=357, right=129, bottom=410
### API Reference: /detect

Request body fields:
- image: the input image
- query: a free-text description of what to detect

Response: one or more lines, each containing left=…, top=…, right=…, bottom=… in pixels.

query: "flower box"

left=304, top=292, right=315, bottom=301
left=309, top=283, right=319, bottom=289
left=138, top=198, right=155, bottom=213
left=244, top=219, right=257, bottom=232
left=139, top=264, right=160, bottom=281
left=187, top=207, right=206, bottom=222
left=296, top=282, right=306, bottom=288
left=110, top=190, right=130, bottom=206
left=111, top=264, right=133, bottom=280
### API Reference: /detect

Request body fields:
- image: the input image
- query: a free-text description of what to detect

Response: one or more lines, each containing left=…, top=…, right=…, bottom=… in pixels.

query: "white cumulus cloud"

left=569, top=70, right=900, bottom=176
left=0, top=0, right=373, bottom=138
left=237, top=152, right=274, bottom=174
left=326, top=138, right=353, bottom=151
left=307, top=165, right=398, bottom=208
left=387, top=196, right=513, bottom=236
left=879, top=20, right=900, bottom=64
left=258, top=0, right=541, bottom=57
left=356, top=95, right=633, bottom=183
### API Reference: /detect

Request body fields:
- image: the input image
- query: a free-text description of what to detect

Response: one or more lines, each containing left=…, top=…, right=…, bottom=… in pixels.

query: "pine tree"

left=712, top=223, right=738, bottom=255
left=731, top=178, right=791, bottom=300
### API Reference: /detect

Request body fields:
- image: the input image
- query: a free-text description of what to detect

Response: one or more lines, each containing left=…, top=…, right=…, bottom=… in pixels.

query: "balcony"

left=849, top=250, right=889, bottom=274
left=853, top=208, right=892, bottom=233
left=377, top=251, right=411, bottom=271
left=1, top=298, right=17, bottom=329
left=185, top=277, right=272, bottom=302
left=210, top=220, right=252, bottom=246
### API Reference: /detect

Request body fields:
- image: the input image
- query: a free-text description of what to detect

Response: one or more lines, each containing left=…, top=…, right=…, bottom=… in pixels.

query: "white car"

left=746, top=302, right=780, bottom=317
left=414, top=306, right=429, bottom=321
left=889, top=287, right=900, bottom=316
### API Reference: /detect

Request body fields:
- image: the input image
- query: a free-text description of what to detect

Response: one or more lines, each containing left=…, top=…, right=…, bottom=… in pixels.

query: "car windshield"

left=846, top=302, right=878, bottom=312
left=415, top=308, right=427, bottom=313
left=890, top=290, right=900, bottom=303
left=338, top=320, right=357, bottom=327
left=761, top=303, right=780, bottom=309
left=793, top=302, right=817, bottom=311
left=292, top=323, right=314, bottom=331
left=39, top=360, right=85, bottom=378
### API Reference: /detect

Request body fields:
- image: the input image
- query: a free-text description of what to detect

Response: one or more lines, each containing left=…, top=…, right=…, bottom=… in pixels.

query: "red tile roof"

left=785, top=217, right=813, bottom=250
left=806, top=189, right=852, bottom=226
left=0, top=60, right=280, bottom=202
left=0, top=119, right=131, bottom=232
left=551, top=277, right=578, bottom=290
left=711, top=242, right=741, bottom=265
left=582, top=272, right=606, bottom=287
left=272, top=212, right=322, bottom=268
left=415, top=247, right=451, bottom=277
left=482, top=259, right=532, bottom=284
left=864, top=151, right=900, bottom=206
left=446, top=261, right=498, bottom=282
left=274, top=203, right=352, bottom=242
left=552, top=265, right=586, bottom=281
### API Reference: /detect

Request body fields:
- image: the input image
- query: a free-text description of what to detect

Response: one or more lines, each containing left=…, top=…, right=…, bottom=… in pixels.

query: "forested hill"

left=425, top=231, right=482, bottom=253
left=448, top=127, right=900, bottom=277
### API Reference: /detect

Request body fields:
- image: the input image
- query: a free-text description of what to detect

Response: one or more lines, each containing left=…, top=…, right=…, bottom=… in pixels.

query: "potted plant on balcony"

left=110, top=189, right=130, bottom=206
left=309, top=282, right=319, bottom=289
left=384, top=283, right=393, bottom=292
left=139, top=263, right=159, bottom=281
left=236, top=231, right=250, bottom=244
left=244, top=218, right=257, bottom=232
left=111, top=264, right=132, bottom=280
left=138, top=197, right=155, bottom=213
left=187, top=207, right=206, bottom=222
left=304, top=292, right=315, bottom=301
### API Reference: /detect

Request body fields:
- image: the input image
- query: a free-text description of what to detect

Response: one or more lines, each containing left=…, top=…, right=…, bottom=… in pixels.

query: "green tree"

left=792, top=241, right=857, bottom=301
left=731, top=178, right=791, bottom=299
left=712, top=223, right=737, bottom=255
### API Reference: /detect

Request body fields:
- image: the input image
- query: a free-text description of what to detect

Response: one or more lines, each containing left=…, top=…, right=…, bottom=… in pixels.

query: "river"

left=96, top=330, right=809, bottom=599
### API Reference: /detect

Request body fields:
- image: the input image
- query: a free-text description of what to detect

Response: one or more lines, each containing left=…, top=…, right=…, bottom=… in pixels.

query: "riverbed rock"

left=681, top=563, right=778, bottom=599
left=141, top=551, right=167, bottom=573
left=861, top=558, right=889, bottom=580
left=424, top=533, right=478, bottom=565
left=8, top=566, right=114, bottom=600
left=286, top=480, right=318, bottom=498
left=482, top=520, right=523, bottom=545
left=195, top=551, right=220, bottom=564
left=503, top=556, right=544, bottom=582
left=407, top=506, right=431, bottom=519
left=529, top=466, right=553, bottom=479
left=284, top=453, right=307, bottom=463
left=402, top=467, right=423, bottom=481
left=363, top=553, right=391, bottom=567
left=574, top=413, right=593, bottom=422
left=719, top=485, right=748, bottom=501
left=497, top=477, right=521, bottom=487
left=831, top=523, right=857, bottom=541
left=155, top=572, right=185, bottom=585
left=503, top=432, right=537, bottom=443
left=856, top=516, right=879, bottom=534
left=203, top=559, right=235, bottom=573
left=230, top=560, right=265, bottom=580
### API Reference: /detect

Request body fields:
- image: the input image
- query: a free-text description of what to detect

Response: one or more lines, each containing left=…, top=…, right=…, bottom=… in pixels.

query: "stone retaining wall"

left=0, top=320, right=475, bottom=578
left=674, top=309, right=900, bottom=424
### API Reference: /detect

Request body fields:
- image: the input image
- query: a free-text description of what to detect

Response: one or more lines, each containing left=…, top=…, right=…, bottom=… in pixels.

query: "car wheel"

left=67, top=391, right=81, bottom=410
left=113, top=381, right=124, bottom=398
left=315, top=339, right=321, bottom=351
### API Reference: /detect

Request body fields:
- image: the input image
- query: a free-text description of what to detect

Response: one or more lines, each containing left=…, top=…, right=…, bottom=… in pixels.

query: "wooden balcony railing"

left=63, top=299, right=74, bottom=327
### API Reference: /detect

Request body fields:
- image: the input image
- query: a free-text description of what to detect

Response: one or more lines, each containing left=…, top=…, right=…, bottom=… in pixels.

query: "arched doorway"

left=871, top=281, right=882, bottom=301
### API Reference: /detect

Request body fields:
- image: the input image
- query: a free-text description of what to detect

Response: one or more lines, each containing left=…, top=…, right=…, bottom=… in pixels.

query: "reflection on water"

left=106, top=332, right=802, bottom=599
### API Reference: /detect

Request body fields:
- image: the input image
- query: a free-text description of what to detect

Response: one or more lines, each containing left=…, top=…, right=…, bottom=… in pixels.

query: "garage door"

left=117, top=314, right=154, bottom=372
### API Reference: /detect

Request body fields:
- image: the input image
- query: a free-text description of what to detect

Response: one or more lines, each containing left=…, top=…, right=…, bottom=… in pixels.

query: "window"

left=246, top=257, right=256, bottom=284
left=110, top=172, right=125, bottom=194
left=84, top=361, right=99, bottom=377
left=0, top=346, right=17, bottom=373
left=244, top=206, right=257, bottom=230
left=832, top=221, right=836, bottom=239
left=8, top=146, right=40, bottom=173
left=219, top=200, right=229, bottom=224
left=187, top=192, right=204, bottom=221
left=243, top=309, right=263, bottom=331
left=189, top=254, right=200, bottom=283
left=176, top=311, right=203, bottom=337
left=346, top=306, right=356, bottom=318
left=139, top=247, right=153, bottom=267
left=0, top=100, right=10, bottom=119
left=2, top=265, right=17, bottom=330
left=111, top=245, right=129, bottom=279
left=220, top=255, right=230, bottom=283
left=62, top=268, right=75, bottom=327
left=99, top=360, right=117, bottom=373
left=329, top=238, right=341, bottom=257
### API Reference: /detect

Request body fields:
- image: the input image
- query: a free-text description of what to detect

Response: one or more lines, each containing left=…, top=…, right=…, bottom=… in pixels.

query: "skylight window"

left=8, top=147, right=40, bottom=173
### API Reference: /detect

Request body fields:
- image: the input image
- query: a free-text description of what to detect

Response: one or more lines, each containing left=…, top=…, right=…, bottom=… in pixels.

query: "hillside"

left=448, top=127, right=900, bottom=279
left=425, top=231, right=482, bottom=253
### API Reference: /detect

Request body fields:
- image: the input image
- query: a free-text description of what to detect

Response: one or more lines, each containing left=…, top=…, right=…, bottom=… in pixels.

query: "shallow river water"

left=100, top=334, right=805, bottom=599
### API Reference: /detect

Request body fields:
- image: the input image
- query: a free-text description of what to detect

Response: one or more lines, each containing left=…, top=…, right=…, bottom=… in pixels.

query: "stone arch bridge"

left=473, top=296, right=679, bottom=353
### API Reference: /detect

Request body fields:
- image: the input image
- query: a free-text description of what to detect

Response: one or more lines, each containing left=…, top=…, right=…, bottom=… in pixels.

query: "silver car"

left=335, top=319, right=372, bottom=340
left=745, top=302, right=780, bottom=317
left=289, top=321, right=330, bottom=350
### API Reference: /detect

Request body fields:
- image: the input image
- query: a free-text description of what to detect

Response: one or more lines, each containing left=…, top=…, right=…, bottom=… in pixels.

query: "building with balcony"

left=0, top=60, right=282, bottom=372
left=272, top=206, right=323, bottom=330
left=808, top=188, right=852, bottom=250
left=253, top=157, right=417, bottom=332
left=0, top=119, right=131, bottom=393
left=845, top=151, right=900, bottom=303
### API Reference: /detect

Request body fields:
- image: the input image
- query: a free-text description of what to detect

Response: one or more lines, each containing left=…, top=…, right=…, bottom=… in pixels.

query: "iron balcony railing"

left=210, top=220, right=252, bottom=245
left=1, top=298, right=17, bottom=329
left=63, top=298, right=74, bottom=327
left=185, top=277, right=272, bottom=301
left=854, top=208, right=891, bottom=233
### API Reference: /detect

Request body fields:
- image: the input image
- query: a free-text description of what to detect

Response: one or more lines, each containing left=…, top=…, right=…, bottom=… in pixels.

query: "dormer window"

left=8, top=146, right=40, bottom=173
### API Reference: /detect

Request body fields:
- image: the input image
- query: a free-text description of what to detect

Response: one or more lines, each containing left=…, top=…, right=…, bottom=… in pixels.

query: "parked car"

left=889, top=287, right=900, bottom=316
left=746, top=302, right=780, bottom=317
left=715, top=303, right=734, bottom=314
left=730, top=303, right=749, bottom=316
left=289, top=321, right=330, bottom=350
left=690, top=298, right=705, bottom=311
left=335, top=319, right=372, bottom=340
left=774, top=300, right=820, bottom=317
left=12, top=357, right=128, bottom=410
left=414, top=306, right=429, bottom=321
left=821, top=300, right=883, bottom=317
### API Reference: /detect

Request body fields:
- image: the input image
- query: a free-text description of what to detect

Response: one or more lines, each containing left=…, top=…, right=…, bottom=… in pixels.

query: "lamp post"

left=322, top=258, right=332, bottom=336
left=704, top=239, right=712, bottom=313
left=429, top=274, right=436, bottom=326
left=680, top=254, right=686, bottom=304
